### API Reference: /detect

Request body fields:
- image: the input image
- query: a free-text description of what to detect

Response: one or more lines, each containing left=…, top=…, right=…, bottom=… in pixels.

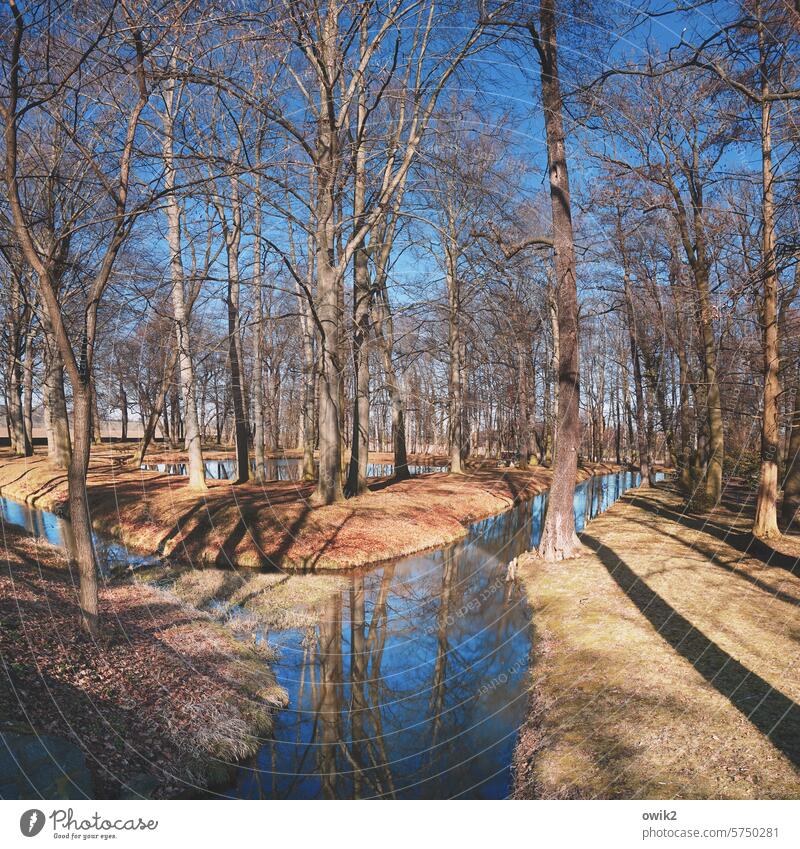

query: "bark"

left=299, top=285, right=316, bottom=481
left=251, top=174, right=266, bottom=482
left=782, top=375, right=800, bottom=523
left=345, top=54, right=371, bottom=499
left=532, top=1, right=583, bottom=561
left=446, top=247, right=464, bottom=475
left=222, top=175, right=250, bottom=484
left=162, top=85, right=207, bottom=491
left=374, top=289, right=409, bottom=481
left=118, top=380, right=128, bottom=441
left=6, top=273, right=27, bottom=455
left=516, top=336, right=531, bottom=470
left=68, top=387, right=99, bottom=634
left=753, top=12, right=781, bottom=538
left=313, top=6, right=345, bottom=505
left=41, top=321, right=72, bottom=468
left=22, top=322, right=33, bottom=452
left=91, top=378, right=102, bottom=444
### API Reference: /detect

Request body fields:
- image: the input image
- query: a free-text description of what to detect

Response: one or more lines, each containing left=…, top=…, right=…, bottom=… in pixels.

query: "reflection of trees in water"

left=244, top=496, right=537, bottom=799
left=304, top=533, right=531, bottom=797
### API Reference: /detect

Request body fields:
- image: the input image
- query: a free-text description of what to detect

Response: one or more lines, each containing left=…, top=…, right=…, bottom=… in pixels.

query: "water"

left=140, top=458, right=448, bottom=481
left=0, top=496, right=160, bottom=575
left=0, top=467, right=658, bottom=798
left=225, top=469, right=658, bottom=800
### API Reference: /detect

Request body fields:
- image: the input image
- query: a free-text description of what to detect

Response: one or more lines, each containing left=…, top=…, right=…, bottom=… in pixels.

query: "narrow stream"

left=141, top=458, right=448, bottom=481
left=225, top=469, right=659, bottom=800
left=0, top=468, right=658, bottom=799
left=0, top=496, right=159, bottom=575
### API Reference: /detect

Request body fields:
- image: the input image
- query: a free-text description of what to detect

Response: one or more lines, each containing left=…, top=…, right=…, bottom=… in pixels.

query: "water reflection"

left=229, top=470, right=659, bottom=800
left=0, top=467, right=659, bottom=798
left=0, top=495, right=160, bottom=575
left=140, top=458, right=448, bottom=481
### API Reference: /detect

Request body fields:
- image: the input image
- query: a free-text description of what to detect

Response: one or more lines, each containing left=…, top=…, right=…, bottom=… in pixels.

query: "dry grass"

left=513, top=484, right=800, bottom=799
left=0, top=523, right=287, bottom=798
left=139, top=563, right=348, bottom=632
left=0, top=448, right=621, bottom=571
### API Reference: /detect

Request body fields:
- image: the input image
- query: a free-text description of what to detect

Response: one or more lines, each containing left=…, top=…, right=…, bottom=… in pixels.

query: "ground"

left=0, top=446, right=622, bottom=570
left=0, top=524, right=287, bottom=799
left=512, top=483, right=800, bottom=799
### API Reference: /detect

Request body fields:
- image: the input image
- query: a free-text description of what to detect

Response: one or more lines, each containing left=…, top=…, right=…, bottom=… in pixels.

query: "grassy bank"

left=0, top=448, right=622, bottom=571
left=0, top=524, right=287, bottom=798
left=513, top=484, right=800, bottom=799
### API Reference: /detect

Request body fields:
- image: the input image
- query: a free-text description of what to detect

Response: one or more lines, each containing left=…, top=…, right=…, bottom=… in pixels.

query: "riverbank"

left=512, top=483, right=800, bottom=799
left=0, top=449, right=623, bottom=571
left=0, top=523, right=287, bottom=799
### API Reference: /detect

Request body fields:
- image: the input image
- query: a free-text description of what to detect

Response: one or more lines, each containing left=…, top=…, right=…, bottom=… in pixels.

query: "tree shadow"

left=582, top=533, right=800, bottom=769
left=631, top=492, right=800, bottom=575
left=623, top=514, right=800, bottom=609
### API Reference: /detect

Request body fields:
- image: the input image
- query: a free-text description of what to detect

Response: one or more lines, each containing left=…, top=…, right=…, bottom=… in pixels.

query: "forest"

left=1, top=0, right=799, bottom=804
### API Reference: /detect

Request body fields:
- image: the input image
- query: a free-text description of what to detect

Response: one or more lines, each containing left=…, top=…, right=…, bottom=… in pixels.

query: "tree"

left=1, top=0, right=157, bottom=633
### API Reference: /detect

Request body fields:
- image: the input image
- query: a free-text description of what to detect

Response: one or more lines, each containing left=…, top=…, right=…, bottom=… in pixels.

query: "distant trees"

left=3, top=0, right=800, bottom=620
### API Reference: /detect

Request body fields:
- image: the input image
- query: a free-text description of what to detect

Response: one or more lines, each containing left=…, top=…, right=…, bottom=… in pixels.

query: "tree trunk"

left=224, top=185, right=250, bottom=485
left=313, top=9, right=345, bottom=505
left=533, top=1, right=583, bottom=561
left=346, top=25, right=371, bottom=498
left=447, top=254, right=464, bottom=475
left=91, top=378, right=102, bottom=445
left=516, top=336, right=531, bottom=470
left=119, top=380, right=128, bottom=442
left=252, top=180, right=266, bottom=483
left=68, top=386, right=99, bottom=636
left=162, top=96, right=207, bottom=491
left=42, top=330, right=72, bottom=468
left=22, top=323, right=33, bottom=453
left=782, top=374, right=800, bottom=524
left=753, top=15, right=780, bottom=538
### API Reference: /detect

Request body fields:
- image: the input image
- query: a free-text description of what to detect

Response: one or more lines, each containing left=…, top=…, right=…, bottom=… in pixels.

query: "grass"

left=138, top=562, right=349, bottom=632
left=0, top=523, right=287, bottom=798
left=513, top=483, right=800, bottom=799
left=0, top=447, right=623, bottom=571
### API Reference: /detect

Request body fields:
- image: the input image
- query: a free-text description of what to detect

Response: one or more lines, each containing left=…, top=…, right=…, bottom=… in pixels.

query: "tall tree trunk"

left=446, top=251, right=464, bottom=475
left=42, top=326, right=72, bottom=468
left=615, top=211, right=651, bottom=483
left=162, top=92, right=207, bottom=491
left=68, top=385, right=99, bottom=636
left=346, top=20, right=371, bottom=498
left=516, top=336, right=531, bottom=470
left=313, top=7, right=344, bottom=505
left=532, top=1, right=583, bottom=561
left=7, top=275, right=26, bottom=455
left=119, top=380, right=128, bottom=442
left=22, top=322, right=33, bottom=453
left=91, top=378, right=102, bottom=445
left=223, top=181, right=250, bottom=485
left=252, top=176, right=266, bottom=482
left=300, top=291, right=316, bottom=480
left=753, top=13, right=780, bottom=538
left=782, top=372, right=800, bottom=524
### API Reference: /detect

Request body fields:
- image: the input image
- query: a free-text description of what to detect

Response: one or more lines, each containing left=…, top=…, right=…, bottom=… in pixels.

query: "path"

left=513, top=484, right=800, bottom=799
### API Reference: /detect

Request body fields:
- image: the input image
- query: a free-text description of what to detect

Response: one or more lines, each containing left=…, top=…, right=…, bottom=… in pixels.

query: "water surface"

left=227, top=470, right=655, bottom=799
left=0, top=468, right=657, bottom=798
left=140, top=458, right=447, bottom=481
